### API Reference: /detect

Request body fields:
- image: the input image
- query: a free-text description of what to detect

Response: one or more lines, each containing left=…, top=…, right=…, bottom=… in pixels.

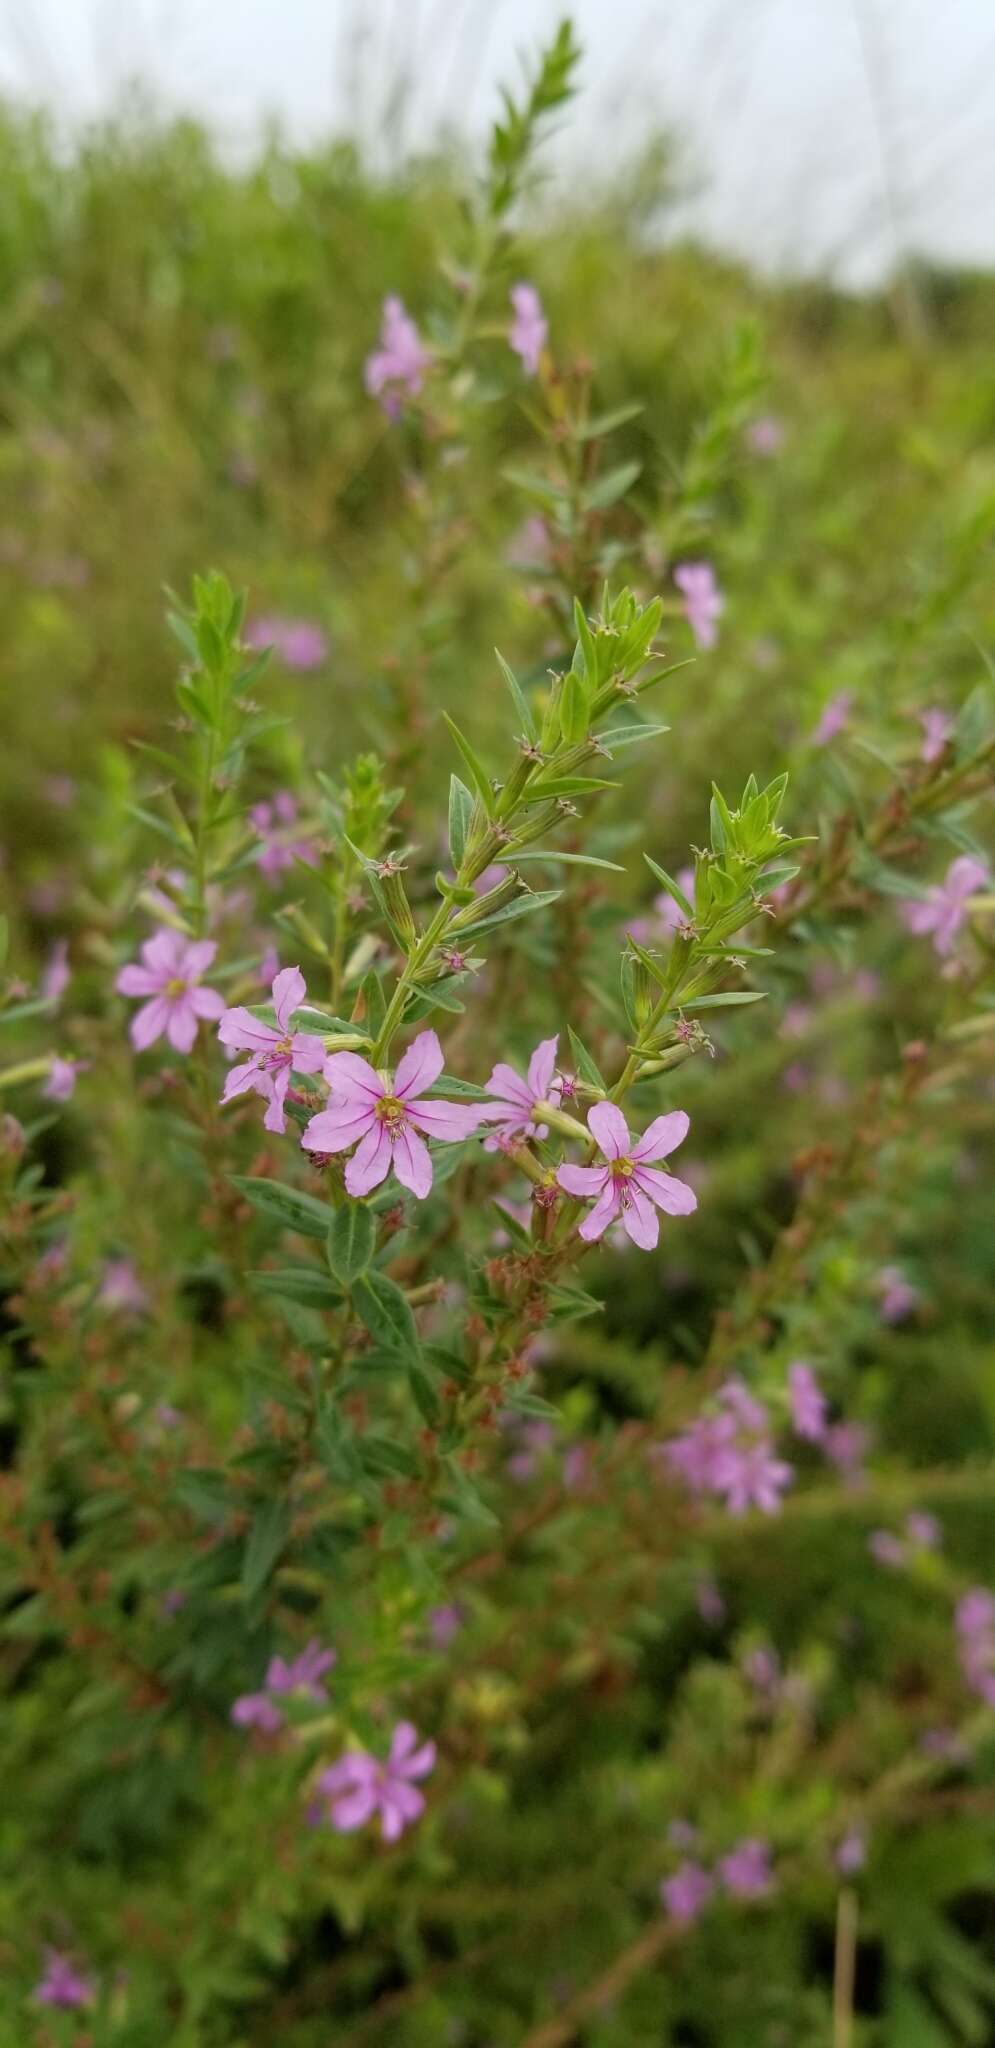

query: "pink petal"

left=142, top=929, right=185, bottom=974
left=526, top=1035, right=559, bottom=1101
left=272, top=964, right=306, bottom=1034
left=587, top=1100, right=631, bottom=1160
left=389, top=1720, right=418, bottom=1763
left=629, top=1110, right=690, bottom=1163
left=301, top=1103, right=374, bottom=1154
left=621, top=1182, right=660, bottom=1250
left=557, top=1162, right=609, bottom=1197
left=262, top=1067, right=290, bottom=1134
left=391, top=1123, right=433, bottom=1198
left=166, top=997, right=199, bottom=1054
left=578, top=1181, right=622, bottom=1241
left=289, top=1033, right=327, bottom=1073
left=116, top=963, right=162, bottom=997
left=344, top=1120, right=392, bottom=1196
left=182, top=938, right=218, bottom=978
left=221, top=1056, right=264, bottom=1103
left=219, top=1006, right=280, bottom=1052
left=130, top=995, right=170, bottom=1049
left=399, top=1739, right=436, bottom=1781
left=632, top=1164, right=698, bottom=1216
left=483, top=1063, right=533, bottom=1112
left=331, top=1787, right=379, bottom=1832
left=394, top=1029, right=445, bottom=1101
left=381, top=1790, right=422, bottom=1841
left=190, top=984, right=225, bottom=1019
left=406, top=1098, right=484, bottom=1141
left=323, top=1050, right=384, bottom=1102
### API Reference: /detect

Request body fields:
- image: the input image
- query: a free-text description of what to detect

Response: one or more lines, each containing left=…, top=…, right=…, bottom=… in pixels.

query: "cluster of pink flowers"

left=956, top=1589, right=995, bottom=1707
left=662, top=1379, right=793, bottom=1515
left=250, top=792, right=321, bottom=879
left=662, top=1836, right=774, bottom=1925
left=312, top=1721, right=436, bottom=1842
left=232, top=1638, right=337, bottom=1734
left=674, top=562, right=723, bottom=650
left=868, top=1512, right=940, bottom=1570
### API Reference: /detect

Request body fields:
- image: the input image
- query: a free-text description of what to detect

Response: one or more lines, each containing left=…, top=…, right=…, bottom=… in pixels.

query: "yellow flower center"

left=614, top=1156, right=634, bottom=1180
left=376, top=1095, right=407, bottom=1129
left=166, top=977, right=188, bottom=997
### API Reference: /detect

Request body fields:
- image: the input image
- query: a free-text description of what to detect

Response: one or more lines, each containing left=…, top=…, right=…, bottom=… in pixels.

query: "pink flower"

left=232, top=1637, right=336, bottom=1732
left=823, top=1420, right=869, bottom=1485
left=219, top=965, right=326, bottom=1135
left=919, top=707, right=953, bottom=764
left=116, top=928, right=225, bottom=1053
left=41, top=938, right=70, bottom=1003
left=906, top=1511, right=940, bottom=1550
left=719, top=1837, right=773, bottom=1899
left=34, top=1949, right=93, bottom=2010
left=231, top=1689, right=285, bottom=1733
left=315, top=1721, right=436, bottom=1842
left=478, top=1035, right=561, bottom=1151
left=812, top=691, right=852, bottom=746
left=745, top=413, right=784, bottom=457
left=902, top=855, right=987, bottom=957
left=661, top=1861, right=714, bottom=1924
left=557, top=1101, right=696, bottom=1251
left=869, top=1529, right=906, bottom=1568
left=244, top=618, right=328, bottom=671
left=788, top=1362, right=826, bottom=1443
left=956, top=1588, right=995, bottom=1707
left=662, top=1379, right=793, bottom=1515
left=876, top=1264, right=919, bottom=1324
left=301, top=1028, right=482, bottom=1199
left=44, top=1055, right=84, bottom=1103
left=428, top=1603, right=464, bottom=1649
left=249, top=792, right=320, bottom=879
left=98, top=1259, right=148, bottom=1314
left=364, top=296, right=431, bottom=418
left=835, top=1828, right=866, bottom=1875
left=674, top=562, right=723, bottom=650
left=508, top=282, right=548, bottom=375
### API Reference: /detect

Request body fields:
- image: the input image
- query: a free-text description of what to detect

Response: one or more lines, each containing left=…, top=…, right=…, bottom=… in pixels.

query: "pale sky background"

left=2, top=0, right=994, bottom=285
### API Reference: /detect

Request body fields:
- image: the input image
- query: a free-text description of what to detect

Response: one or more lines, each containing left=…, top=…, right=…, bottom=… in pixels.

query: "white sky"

left=2, top=0, right=994, bottom=285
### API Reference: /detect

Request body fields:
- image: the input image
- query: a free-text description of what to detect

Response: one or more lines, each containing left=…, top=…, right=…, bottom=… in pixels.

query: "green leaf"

left=583, top=459, right=641, bottom=510
left=680, top=990, right=767, bottom=1011
left=643, top=855, right=694, bottom=918
left=241, top=1497, right=290, bottom=1603
left=512, top=850, right=625, bottom=872
left=596, top=722, right=670, bottom=750
left=448, top=775, right=475, bottom=868
left=360, top=970, right=386, bottom=1038
left=361, top=1435, right=418, bottom=1478
left=572, top=401, right=644, bottom=441
left=442, top=713, right=495, bottom=816
left=495, top=648, right=538, bottom=744
left=230, top=1176, right=331, bottom=1240
left=453, top=887, right=562, bottom=939
left=567, top=1026, right=607, bottom=1089
left=572, top=598, right=598, bottom=689
left=353, top=1270, right=420, bottom=1359
left=249, top=1267, right=344, bottom=1307
left=558, top=668, right=590, bottom=745
left=326, top=1205, right=375, bottom=1286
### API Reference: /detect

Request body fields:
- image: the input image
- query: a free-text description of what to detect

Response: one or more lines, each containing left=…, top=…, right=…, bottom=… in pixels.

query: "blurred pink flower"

left=719, top=1837, right=773, bottom=1899
left=315, top=1721, right=436, bottom=1841
left=835, top=1828, right=867, bottom=1875
left=302, top=1028, right=482, bottom=1198
left=99, top=1259, right=148, bottom=1314
left=34, top=1949, right=93, bottom=2010
left=876, top=1265, right=919, bottom=1324
left=745, top=413, right=785, bottom=456
left=956, top=1588, right=995, bottom=1707
left=508, top=282, right=548, bottom=375
left=44, top=1055, right=86, bottom=1103
left=116, top=929, right=224, bottom=1053
left=919, top=707, right=953, bottom=764
left=662, top=1379, right=792, bottom=1515
left=364, top=296, right=431, bottom=418
left=626, top=866, right=695, bottom=945
left=661, top=1861, right=714, bottom=1923
left=244, top=618, right=328, bottom=671
left=41, top=938, right=70, bottom=1004
left=558, top=1102, right=696, bottom=1251
left=901, top=855, right=987, bottom=957
left=250, top=792, right=321, bottom=878
left=219, top=965, right=326, bottom=1135
left=812, top=691, right=852, bottom=746
left=788, top=1361, right=826, bottom=1443
left=674, top=562, right=723, bottom=650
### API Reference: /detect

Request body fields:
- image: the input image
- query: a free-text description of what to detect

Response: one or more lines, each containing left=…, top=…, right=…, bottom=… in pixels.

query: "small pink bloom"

left=919, top=707, right=953, bottom=764
left=301, top=1028, right=482, bottom=1199
left=479, top=1035, right=562, bottom=1151
left=835, top=1828, right=866, bottom=1875
left=249, top=792, right=320, bottom=879
left=219, top=965, right=326, bottom=1135
left=823, top=1420, right=870, bottom=1486
left=41, top=938, right=70, bottom=1003
left=98, top=1259, right=148, bottom=1314
left=719, top=1837, right=773, bottom=1899
left=906, top=1511, right=940, bottom=1550
left=956, top=1588, right=995, bottom=1707
left=876, top=1264, right=919, bottom=1324
left=44, top=1055, right=85, bottom=1103
left=34, top=1949, right=93, bottom=2010
left=315, top=1720, right=436, bottom=1842
left=901, top=855, right=987, bottom=957
left=674, top=562, right=723, bottom=650
left=869, top=1529, right=906, bottom=1568
left=116, top=928, right=224, bottom=1054
left=267, top=1637, right=337, bottom=1698
left=557, top=1101, right=696, bottom=1252
left=244, top=618, right=328, bottom=671
left=231, top=1690, right=285, bottom=1733
left=745, top=413, right=784, bottom=457
left=364, top=296, right=431, bottom=418
left=508, top=282, right=548, bottom=376
left=428, top=1603, right=464, bottom=1649
left=812, top=691, right=852, bottom=746
left=661, top=1860, right=714, bottom=1924
left=788, top=1361, right=826, bottom=1443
